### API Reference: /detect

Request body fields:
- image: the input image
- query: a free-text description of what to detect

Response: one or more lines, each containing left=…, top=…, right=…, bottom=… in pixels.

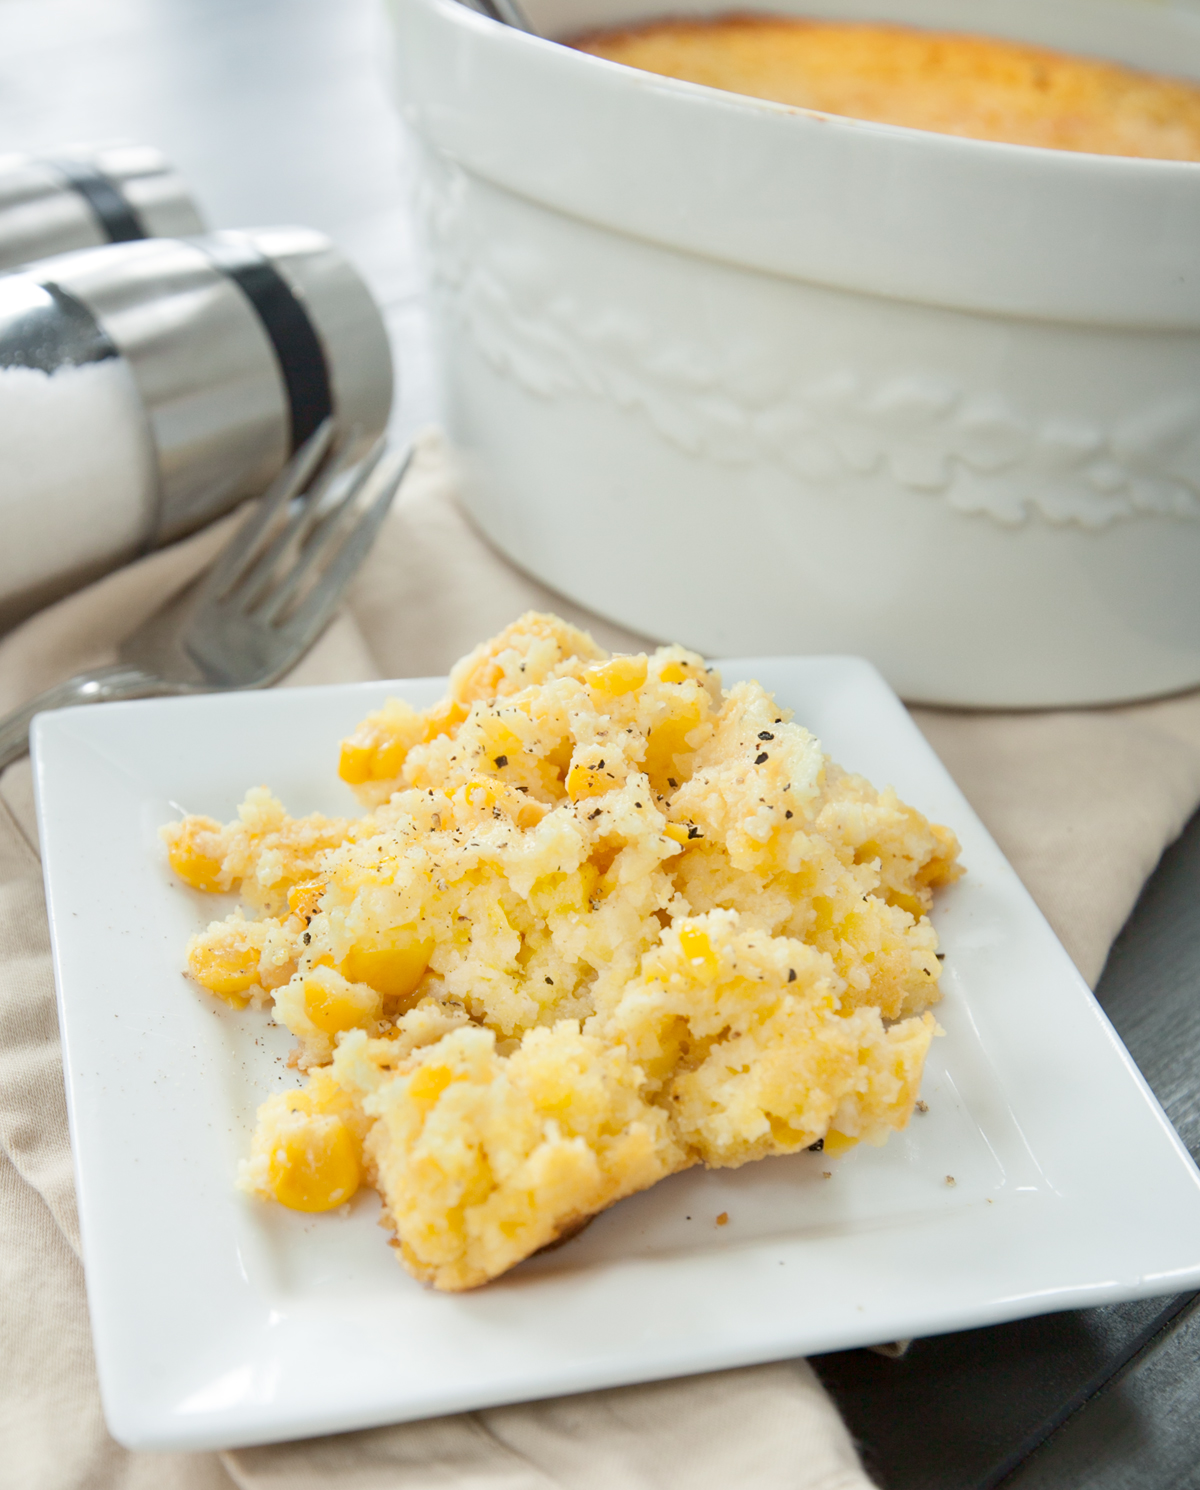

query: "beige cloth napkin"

left=3, top=431, right=1200, bottom=1490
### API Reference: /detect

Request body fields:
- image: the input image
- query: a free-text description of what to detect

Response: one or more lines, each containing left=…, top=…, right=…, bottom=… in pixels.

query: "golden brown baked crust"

left=572, top=13, right=1200, bottom=160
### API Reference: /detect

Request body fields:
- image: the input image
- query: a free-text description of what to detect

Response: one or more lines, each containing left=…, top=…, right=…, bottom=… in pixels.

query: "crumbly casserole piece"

left=573, top=15, right=1200, bottom=162
left=163, top=612, right=961, bottom=1290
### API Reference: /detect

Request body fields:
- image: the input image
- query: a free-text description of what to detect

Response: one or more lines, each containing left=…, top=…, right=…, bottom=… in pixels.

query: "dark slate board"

left=813, top=806, right=1200, bottom=1489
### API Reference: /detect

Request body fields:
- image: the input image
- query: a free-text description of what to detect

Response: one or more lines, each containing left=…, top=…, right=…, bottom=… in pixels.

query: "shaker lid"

left=0, top=143, right=204, bottom=273
left=78, top=143, right=206, bottom=242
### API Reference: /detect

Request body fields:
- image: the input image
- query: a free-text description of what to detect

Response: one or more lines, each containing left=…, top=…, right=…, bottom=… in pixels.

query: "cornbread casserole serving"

left=163, top=615, right=961, bottom=1291
left=573, top=14, right=1200, bottom=161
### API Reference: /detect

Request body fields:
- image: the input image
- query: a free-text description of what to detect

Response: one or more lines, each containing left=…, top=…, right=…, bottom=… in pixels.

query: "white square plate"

left=33, top=658, right=1200, bottom=1452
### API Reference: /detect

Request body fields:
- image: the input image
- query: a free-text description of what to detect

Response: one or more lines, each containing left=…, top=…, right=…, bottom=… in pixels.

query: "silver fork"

left=0, top=419, right=410, bottom=770
left=458, top=0, right=536, bottom=35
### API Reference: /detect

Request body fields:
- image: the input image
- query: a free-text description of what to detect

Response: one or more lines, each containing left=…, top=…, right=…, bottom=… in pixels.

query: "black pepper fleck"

left=755, top=752, right=769, bottom=765
left=494, top=755, right=508, bottom=768
left=787, top=968, right=796, bottom=982
left=785, top=810, right=793, bottom=819
left=758, top=731, right=774, bottom=741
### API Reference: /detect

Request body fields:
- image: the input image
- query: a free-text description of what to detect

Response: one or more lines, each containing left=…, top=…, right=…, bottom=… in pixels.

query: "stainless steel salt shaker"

left=0, top=143, right=205, bottom=273
left=0, top=227, right=393, bottom=629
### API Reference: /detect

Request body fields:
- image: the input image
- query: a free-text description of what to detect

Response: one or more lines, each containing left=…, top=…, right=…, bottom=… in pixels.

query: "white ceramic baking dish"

left=388, top=0, right=1200, bottom=706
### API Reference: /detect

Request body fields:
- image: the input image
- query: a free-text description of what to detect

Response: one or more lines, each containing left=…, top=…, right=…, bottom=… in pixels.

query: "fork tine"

left=255, top=438, right=389, bottom=626
left=278, top=445, right=412, bottom=644
left=198, top=418, right=336, bottom=604
left=227, top=431, right=357, bottom=612
left=281, top=423, right=366, bottom=554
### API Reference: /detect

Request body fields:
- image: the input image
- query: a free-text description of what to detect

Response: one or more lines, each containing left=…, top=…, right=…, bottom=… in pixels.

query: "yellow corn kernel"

left=810, top=896, right=837, bottom=936
left=341, top=927, right=434, bottom=1002
left=459, top=777, right=545, bottom=830
left=643, top=706, right=702, bottom=795
left=287, top=878, right=325, bottom=923
left=188, top=937, right=259, bottom=1007
left=588, top=655, right=647, bottom=697
left=337, top=739, right=375, bottom=786
left=888, top=891, right=926, bottom=921
left=528, top=863, right=599, bottom=918
left=373, top=733, right=411, bottom=780
left=258, top=956, right=297, bottom=993
left=338, top=729, right=411, bottom=786
left=823, top=1129, right=860, bottom=1159
left=303, top=978, right=370, bottom=1036
left=512, top=797, right=548, bottom=830
left=464, top=779, right=498, bottom=812
left=269, top=1119, right=360, bottom=1212
left=920, top=825, right=964, bottom=891
left=407, top=1063, right=455, bottom=1111
left=566, top=763, right=611, bottom=802
left=339, top=702, right=421, bottom=785
left=420, top=698, right=467, bottom=743
left=678, top=926, right=720, bottom=982
left=478, top=721, right=523, bottom=764
left=659, top=660, right=690, bottom=684
left=166, top=817, right=225, bottom=891
left=663, top=823, right=690, bottom=845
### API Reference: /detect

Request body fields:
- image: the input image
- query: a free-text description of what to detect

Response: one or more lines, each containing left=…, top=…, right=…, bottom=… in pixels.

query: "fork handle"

left=0, top=665, right=181, bottom=772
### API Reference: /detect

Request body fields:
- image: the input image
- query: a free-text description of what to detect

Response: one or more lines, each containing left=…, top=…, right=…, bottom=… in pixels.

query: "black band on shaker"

left=49, top=158, right=146, bottom=245
left=204, top=239, right=334, bottom=454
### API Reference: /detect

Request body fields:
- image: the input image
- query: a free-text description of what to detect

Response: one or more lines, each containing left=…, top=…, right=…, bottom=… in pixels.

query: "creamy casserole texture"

left=163, top=615, right=961, bottom=1290
left=573, top=14, right=1200, bottom=160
